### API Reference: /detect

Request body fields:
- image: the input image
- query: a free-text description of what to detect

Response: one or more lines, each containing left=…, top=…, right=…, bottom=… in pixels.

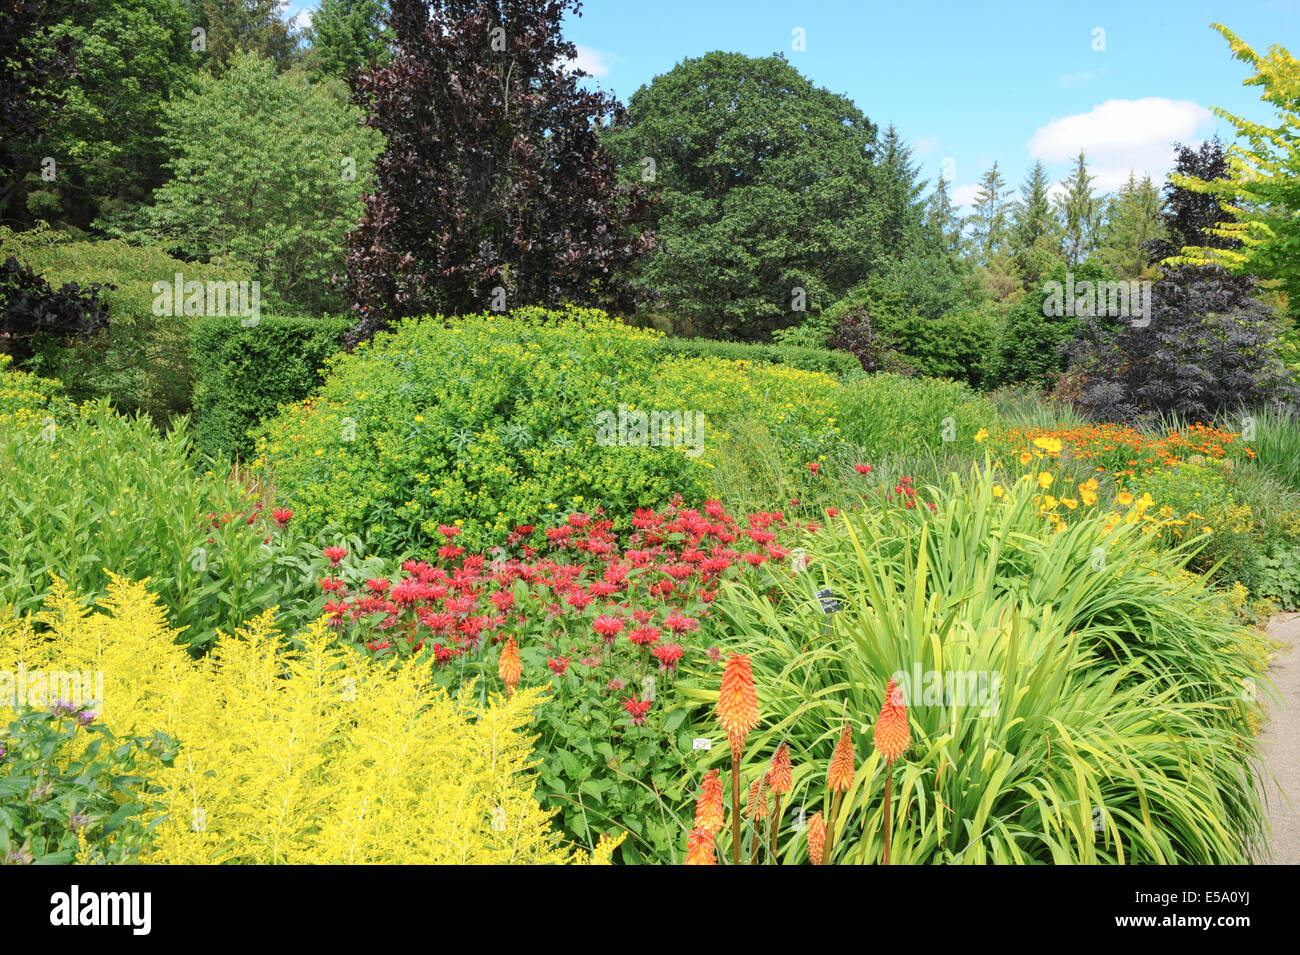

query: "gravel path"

left=1257, top=614, right=1300, bottom=865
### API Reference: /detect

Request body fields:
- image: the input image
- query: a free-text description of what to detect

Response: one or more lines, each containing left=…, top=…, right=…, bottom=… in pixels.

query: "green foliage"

left=18, top=0, right=195, bottom=229
left=647, top=336, right=861, bottom=378
left=254, top=307, right=845, bottom=553
left=1097, top=172, right=1165, bottom=280
left=1172, top=25, right=1300, bottom=318
left=701, top=469, right=1268, bottom=863
left=0, top=225, right=256, bottom=420
left=149, top=52, right=382, bottom=313
left=990, top=261, right=1116, bottom=388
left=0, top=706, right=177, bottom=865
left=822, top=279, right=997, bottom=388
left=1055, top=150, right=1103, bottom=266
left=836, top=374, right=997, bottom=459
left=604, top=51, right=890, bottom=340
left=306, top=0, right=391, bottom=78
left=0, top=383, right=334, bottom=652
left=190, top=314, right=350, bottom=461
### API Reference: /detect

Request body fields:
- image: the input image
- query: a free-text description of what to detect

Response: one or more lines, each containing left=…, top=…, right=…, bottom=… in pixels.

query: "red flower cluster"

left=315, top=501, right=810, bottom=712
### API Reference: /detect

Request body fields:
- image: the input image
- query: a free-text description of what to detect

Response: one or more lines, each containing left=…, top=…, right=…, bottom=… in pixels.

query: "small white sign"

left=692, top=738, right=713, bottom=751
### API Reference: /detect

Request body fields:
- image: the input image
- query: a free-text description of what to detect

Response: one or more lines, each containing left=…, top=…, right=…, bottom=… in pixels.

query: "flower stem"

left=731, top=747, right=743, bottom=865
left=770, top=792, right=783, bottom=861
left=823, top=789, right=843, bottom=865
left=882, top=765, right=894, bottom=866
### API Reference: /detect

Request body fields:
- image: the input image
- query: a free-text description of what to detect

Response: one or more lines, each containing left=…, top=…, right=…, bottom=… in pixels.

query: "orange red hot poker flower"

left=694, top=769, right=726, bottom=835
left=684, top=828, right=717, bottom=865
left=827, top=722, right=856, bottom=792
left=873, top=679, right=910, bottom=763
left=807, top=811, right=826, bottom=865
left=768, top=743, right=792, bottom=795
left=717, top=653, right=759, bottom=754
left=498, top=636, right=522, bottom=694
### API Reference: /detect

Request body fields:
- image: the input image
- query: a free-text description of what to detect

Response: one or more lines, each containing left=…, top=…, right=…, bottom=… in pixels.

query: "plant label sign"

left=692, top=738, right=713, bottom=751
left=815, top=588, right=840, bottom=613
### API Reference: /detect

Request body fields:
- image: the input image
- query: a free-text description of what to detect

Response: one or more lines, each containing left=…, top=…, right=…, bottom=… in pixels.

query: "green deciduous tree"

left=19, top=0, right=196, bottom=230
left=604, top=51, right=889, bottom=340
left=148, top=53, right=381, bottom=312
left=1171, top=24, right=1300, bottom=318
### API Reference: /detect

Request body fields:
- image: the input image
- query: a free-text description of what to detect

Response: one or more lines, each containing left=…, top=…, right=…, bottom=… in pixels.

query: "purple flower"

left=49, top=699, right=77, bottom=718
left=75, top=709, right=95, bottom=727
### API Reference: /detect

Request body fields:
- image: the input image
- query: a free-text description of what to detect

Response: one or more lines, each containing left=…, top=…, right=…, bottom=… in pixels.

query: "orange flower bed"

left=990, top=422, right=1247, bottom=477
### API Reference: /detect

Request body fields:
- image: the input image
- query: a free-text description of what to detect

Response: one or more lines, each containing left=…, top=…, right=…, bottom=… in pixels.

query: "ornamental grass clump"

left=700, top=466, right=1271, bottom=863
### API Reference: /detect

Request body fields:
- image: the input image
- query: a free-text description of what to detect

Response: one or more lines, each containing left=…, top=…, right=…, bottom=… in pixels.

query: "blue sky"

left=284, top=0, right=1299, bottom=208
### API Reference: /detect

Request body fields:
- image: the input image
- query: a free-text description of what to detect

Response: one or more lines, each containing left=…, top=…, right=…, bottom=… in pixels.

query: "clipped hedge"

left=647, top=336, right=862, bottom=378
left=190, top=314, right=350, bottom=461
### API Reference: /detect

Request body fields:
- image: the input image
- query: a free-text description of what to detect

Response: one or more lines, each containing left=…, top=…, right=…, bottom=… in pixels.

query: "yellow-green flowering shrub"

left=0, top=353, right=65, bottom=425
left=1, top=575, right=618, bottom=864
left=253, top=307, right=842, bottom=552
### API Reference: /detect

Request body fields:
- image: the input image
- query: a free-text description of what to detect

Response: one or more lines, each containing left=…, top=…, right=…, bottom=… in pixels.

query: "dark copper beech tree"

left=343, top=0, right=655, bottom=342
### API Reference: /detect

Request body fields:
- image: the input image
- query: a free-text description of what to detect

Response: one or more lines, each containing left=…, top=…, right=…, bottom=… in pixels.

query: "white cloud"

left=950, top=183, right=982, bottom=209
left=566, top=45, right=615, bottom=78
left=1027, top=97, right=1214, bottom=193
left=290, top=9, right=314, bottom=34
left=912, top=134, right=939, bottom=157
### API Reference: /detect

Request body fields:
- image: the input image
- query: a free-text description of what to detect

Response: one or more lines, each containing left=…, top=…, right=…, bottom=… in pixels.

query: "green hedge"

left=646, top=336, right=861, bottom=377
left=191, top=315, right=350, bottom=462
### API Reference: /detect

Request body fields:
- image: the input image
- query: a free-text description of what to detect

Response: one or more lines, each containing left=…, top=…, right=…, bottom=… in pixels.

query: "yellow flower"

left=1061, top=497, right=1078, bottom=510
left=1019, top=452, right=1033, bottom=466
left=992, top=484, right=1005, bottom=498
left=1037, top=471, right=1054, bottom=489
left=1032, top=435, right=1063, bottom=456
left=974, top=428, right=989, bottom=443
left=1116, top=491, right=1135, bottom=507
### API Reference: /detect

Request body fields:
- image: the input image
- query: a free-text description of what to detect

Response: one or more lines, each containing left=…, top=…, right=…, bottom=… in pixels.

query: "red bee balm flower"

left=592, top=614, right=625, bottom=643
left=272, top=508, right=293, bottom=527
left=323, top=546, right=348, bottom=565
left=717, top=654, right=759, bottom=754
left=873, top=679, right=910, bottom=762
left=623, top=694, right=652, bottom=726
